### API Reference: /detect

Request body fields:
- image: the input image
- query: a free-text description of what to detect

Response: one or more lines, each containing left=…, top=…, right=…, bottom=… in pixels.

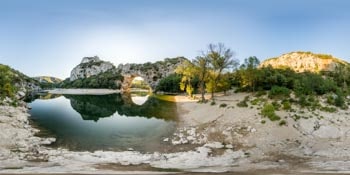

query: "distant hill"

left=260, top=51, right=350, bottom=73
left=0, top=63, right=40, bottom=100
left=33, top=76, right=62, bottom=84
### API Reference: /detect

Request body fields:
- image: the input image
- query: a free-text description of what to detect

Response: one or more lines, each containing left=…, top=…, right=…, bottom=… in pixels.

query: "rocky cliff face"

left=117, top=57, right=187, bottom=91
left=260, top=52, right=349, bottom=72
left=70, top=56, right=116, bottom=81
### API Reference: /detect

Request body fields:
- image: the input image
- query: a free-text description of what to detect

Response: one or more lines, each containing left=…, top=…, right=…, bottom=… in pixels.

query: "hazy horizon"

left=1, top=0, right=350, bottom=79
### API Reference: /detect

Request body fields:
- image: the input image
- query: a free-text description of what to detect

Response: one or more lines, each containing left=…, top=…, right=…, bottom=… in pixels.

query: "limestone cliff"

left=260, top=51, right=349, bottom=72
left=117, top=57, right=187, bottom=91
left=70, top=56, right=116, bottom=81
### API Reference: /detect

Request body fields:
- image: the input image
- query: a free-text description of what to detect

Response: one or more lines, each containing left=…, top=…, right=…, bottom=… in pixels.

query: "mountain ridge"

left=260, top=51, right=350, bottom=73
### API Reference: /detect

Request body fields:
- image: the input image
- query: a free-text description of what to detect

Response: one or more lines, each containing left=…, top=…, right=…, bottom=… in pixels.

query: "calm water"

left=28, top=93, right=177, bottom=152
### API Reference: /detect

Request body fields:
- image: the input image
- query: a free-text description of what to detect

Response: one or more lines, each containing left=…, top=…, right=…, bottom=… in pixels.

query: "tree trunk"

left=200, top=81, right=205, bottom=102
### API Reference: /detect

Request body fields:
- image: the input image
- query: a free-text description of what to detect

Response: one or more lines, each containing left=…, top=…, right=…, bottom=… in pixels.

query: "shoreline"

left=1, top=92, right=350, bottom=174
left=46, top=88, right=121, bottom=95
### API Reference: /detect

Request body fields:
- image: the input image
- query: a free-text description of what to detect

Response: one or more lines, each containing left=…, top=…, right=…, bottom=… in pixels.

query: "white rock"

left=204, top=142, right=224, bottom=149
left=251, top=128, right=257, bottom=133
left=225, top=144, right=234, bottom=149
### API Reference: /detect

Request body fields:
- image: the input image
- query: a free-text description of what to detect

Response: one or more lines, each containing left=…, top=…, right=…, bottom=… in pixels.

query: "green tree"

left=175, top=60, right=197, bottom=97
left=239, top=56, right=260, bottom=92
left=155, top=74, right=182, bottom=93
left=193, top=56, right=210, bottom=102
left=206, top=43, right=238, bottom=101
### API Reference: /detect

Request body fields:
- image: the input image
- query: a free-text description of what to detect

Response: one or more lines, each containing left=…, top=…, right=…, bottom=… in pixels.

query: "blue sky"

left=0, top=0, right=350, bottom=79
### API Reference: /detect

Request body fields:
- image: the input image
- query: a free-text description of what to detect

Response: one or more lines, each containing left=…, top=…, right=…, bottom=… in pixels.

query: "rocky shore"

left=1, top=92, right=350, bottom=174
left=0, top=104, right=56, bottom=169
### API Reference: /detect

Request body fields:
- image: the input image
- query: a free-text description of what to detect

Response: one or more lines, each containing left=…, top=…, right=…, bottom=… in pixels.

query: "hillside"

left=260, top=51, right=350, bottom=72
left=33, top=76, right=62, bottom=84
left=0, top=64, right=40, bottom=101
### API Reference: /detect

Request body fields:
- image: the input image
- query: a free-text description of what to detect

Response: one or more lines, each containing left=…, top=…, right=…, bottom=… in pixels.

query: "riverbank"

left=1, top=91, right=350, bottom=174
left=173, top=92, right=350, bottom=173
left=47, top=88, right=120, bottom=95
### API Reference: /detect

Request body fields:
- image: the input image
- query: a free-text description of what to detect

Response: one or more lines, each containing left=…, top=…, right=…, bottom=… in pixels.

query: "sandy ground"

left=173, top=91, right=350, bottom=173
left=1, top=91, right=350, bottom=174
left=47, top=88, right=120, bottom=95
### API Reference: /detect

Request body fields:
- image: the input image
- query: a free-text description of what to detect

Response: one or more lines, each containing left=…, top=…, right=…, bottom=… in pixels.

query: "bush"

left=272, top=101, right=281, bottom=110
left=250, top=97, right=266, bottom=106
left=279, top=120, right=287, bottom=126
left=268, top=86, right=290, bottom=99
left=282, top=101, right=292, bottom=110
left=335, top=89, right=345, bottom=108
left=320, top=106, right=337, bottom=113
left=237, top=96, right=249, bottom=107
left=255, top=91, right=267, bottom=97
left=261, top=103, right=280, bottom=121
left=219, top=103, right=227, bottom=108
left=155, top=74, right=182, bottom=93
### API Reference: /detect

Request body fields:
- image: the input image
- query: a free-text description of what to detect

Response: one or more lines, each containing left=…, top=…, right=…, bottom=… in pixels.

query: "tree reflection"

left=64, top=93, right=177, bottom=122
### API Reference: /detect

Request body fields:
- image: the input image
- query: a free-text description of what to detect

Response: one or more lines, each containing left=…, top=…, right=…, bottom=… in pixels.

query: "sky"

left=0, top=0, right=350, bottom=79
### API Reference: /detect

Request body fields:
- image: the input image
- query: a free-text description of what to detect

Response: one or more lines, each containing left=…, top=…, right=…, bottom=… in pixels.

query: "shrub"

left=261, top=103, right=280, bottom=121
left=282, top=101, right=292, bottom=110
left=255, top=91, right=267, bottom=97
left=320, top=106, right=337, bottom=113
left=272, top=101, right=281, bottom=110
left=292, top=114, right=301, bottom=121
left=237, top=96, right=249, bottom=107
left=261, top=120, right=266, bottom=124
left=250, top=97, right=266, bottom=106
left=268, top=86, right=291, bottom=99
left=335, top=89, right=345, bottom=108
left=155, top=74, right=182, bottom=93
left=279, top=120, right=287, bottom=126
left=219, top=103, right=227, bottom=108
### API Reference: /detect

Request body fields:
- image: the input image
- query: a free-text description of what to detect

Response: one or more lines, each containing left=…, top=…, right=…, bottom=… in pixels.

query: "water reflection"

left=28, top=93, right=177, bottom=152
left=65, top=93, right=177, bottom=121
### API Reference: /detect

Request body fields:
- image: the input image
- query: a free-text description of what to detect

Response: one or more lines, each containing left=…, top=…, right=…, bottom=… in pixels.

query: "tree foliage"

left=155, top=74, right=182, bottom=93
left=206, top=43, right=239, bottom=100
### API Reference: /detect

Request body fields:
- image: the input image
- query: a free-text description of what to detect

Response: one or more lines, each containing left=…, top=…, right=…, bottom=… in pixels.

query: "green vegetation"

left=268, top=86, right=290, bottom=99
left=155, top=74, right=182, bottom=93
left=131, top=78, right=150, bottom=90
left=0, top=64, right=39, bottom=100
left=261, top=103, right=280, bottom=121
left=279, top=120, right=287, bottom=126
left=219, top=103, right=227, bottom=108
left=58, top=70, right=123, bottom=89
left=282, top=101, right=292, bottom=110
left=0, top=68, right=15, bottom=98
left=175, top=43, right=238, bottom=101
left=237, top=96, right=249, bottom=107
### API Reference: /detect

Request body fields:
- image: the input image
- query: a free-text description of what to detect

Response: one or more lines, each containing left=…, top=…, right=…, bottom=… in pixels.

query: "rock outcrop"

left=260, top=51, right=349, bottom=73
left=70, top=56, right=116, bottom=81
left=68, top=56, right=187, bottom=91
left=117, top=57, right=187, bottom=92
